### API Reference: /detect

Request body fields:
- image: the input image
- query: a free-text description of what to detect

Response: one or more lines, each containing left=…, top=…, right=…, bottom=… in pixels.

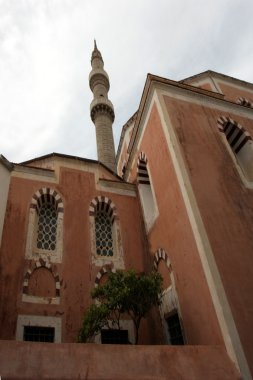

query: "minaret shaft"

left=89, top=41, right=116, bottom=172
left=95, top=115, right=116, bottom=171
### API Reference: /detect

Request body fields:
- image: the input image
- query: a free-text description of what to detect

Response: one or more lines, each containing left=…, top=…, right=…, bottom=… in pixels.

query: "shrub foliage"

left=78, top=269, right=162, bottom=344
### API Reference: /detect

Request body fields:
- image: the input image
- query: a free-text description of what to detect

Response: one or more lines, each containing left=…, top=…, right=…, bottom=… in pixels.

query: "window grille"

left=23, top=326, right=55, bottom=342
left=95, top=211, right=113, bottom=256
left=37, top=203, right=57, bottom=251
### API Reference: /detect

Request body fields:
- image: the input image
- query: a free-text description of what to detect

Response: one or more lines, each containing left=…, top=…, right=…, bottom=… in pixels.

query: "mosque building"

left=0, top=42, right=253, bottom=379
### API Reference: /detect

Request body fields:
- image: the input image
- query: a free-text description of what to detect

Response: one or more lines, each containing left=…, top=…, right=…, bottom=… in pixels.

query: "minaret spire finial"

left=91, top=39, right=103, bottom=64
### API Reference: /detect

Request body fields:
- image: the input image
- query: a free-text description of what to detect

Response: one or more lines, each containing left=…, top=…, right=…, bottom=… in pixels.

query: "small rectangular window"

left=23, top=326, right=55, bottom=342
left=166, top=313, right=184, bottom=345
left=101, top=329, right=128, bottom=344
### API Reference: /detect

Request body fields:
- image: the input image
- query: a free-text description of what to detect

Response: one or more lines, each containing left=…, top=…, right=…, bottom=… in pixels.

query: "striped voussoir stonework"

left=94, top=265, right=116, bottom=287
left=89, top=196, right=117, bottom=223
left=22, top=259, right=60, bottom=297
left=153, top=248, right=172, bottom=272
left=218, top=116, right=252, bottom=154
left=137, top=152, right=150, bottom=185
left=237, top=97, right=253, bottom=108
left=30, top=187, right=64, bottom=214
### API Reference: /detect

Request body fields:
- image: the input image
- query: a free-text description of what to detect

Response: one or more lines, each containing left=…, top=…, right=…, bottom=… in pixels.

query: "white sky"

left=0, top=0, right=252, bottom=163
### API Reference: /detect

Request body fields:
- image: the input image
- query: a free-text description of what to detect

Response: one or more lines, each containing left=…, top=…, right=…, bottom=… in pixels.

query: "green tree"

left=78, top=269, right=162, bottom=344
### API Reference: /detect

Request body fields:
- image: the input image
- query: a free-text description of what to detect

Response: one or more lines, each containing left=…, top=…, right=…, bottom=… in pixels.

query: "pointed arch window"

left=218, top=117, right=253, bottom=182
left=25, top=188, right=64, bottom=263
left=89, top=196, right=124, bottom=268
left=154, top=248, right=185, bottom=345
left=137, top=152, right=158, bottom=231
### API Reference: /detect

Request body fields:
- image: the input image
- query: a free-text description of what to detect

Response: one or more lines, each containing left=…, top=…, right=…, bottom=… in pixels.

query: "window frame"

left=25, top=188, right=64, bottom=263
left=137, top=152, right=159, bottom=232
left=218, top=116, right=253, bottom=186
left=23, top=325, right=55, bottom=343
left=154, top=248, right=185, bottom=345
left=165, top=311, right=185, bottom=345
left=16, top=315, right=62, bottom=343
left=89, top=196, right=124, bottom=269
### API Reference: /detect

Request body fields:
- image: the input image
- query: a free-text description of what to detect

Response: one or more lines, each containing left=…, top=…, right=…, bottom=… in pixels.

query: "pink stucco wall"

left=128, top=103, right=224, bottom=347
left=163, top=95, right=253, bottom=374
left=0, top=340, right=240, bottom=380
left=0, top=163, right=152, bottom=344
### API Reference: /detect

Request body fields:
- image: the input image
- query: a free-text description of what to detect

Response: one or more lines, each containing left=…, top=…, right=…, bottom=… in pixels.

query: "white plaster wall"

left=0, top=163, right=11, bottom=247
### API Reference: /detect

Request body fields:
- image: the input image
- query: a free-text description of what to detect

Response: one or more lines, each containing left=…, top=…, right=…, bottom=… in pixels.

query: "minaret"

left=89, top=41, right=116, bottom=172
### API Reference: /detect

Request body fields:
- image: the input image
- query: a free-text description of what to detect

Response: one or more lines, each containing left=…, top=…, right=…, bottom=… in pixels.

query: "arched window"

left=89, top=196, right=124, bottom=268
left=218, top=116, right=253, bottom=182
left=154, top=248, right=185, bottom=345
left=25, top=188, right=64, bottom=263
left=137, top=152, right=158, bottom=231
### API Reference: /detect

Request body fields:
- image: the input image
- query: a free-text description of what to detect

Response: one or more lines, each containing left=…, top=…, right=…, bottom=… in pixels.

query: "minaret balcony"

left=90, top=98, right=115, bottom=123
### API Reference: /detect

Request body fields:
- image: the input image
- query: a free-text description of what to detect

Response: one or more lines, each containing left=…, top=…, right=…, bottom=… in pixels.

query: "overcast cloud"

left=0, top=0, right=252, bottom=163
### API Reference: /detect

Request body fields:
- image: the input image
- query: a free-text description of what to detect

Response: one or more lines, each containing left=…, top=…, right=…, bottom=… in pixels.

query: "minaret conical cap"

left=91, top=39, right=103, bottom=63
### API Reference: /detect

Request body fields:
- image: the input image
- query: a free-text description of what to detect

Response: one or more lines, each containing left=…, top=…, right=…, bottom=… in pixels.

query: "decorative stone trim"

left=217, top=116, right=252, bottom=153
left=137, top=152, right=150, bottom=185
left=90, top=103, right=115, bottom=123
left=153, top=248, right=172, bottom=272
left=89, top=196, right=117, bottom=223
left=94, top=265, right=116, bottom=287
left=237, top=97, right=253, bottom=108
left=22, top=259, right=60, bottom=297
left=30, top=187, right=64, bottom=214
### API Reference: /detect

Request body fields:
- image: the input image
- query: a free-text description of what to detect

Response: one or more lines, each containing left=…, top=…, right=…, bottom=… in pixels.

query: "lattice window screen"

left=95, top=211, right=113, bottom=256
left=37, top=203, right=57, bottom=251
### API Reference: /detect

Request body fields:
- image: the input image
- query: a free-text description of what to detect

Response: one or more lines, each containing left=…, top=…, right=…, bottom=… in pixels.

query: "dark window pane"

left=23, top=326, right=55, bottom=343
left=166, top=313, right=184, bottom=345
left=101, top=329, right=128, bottom=344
